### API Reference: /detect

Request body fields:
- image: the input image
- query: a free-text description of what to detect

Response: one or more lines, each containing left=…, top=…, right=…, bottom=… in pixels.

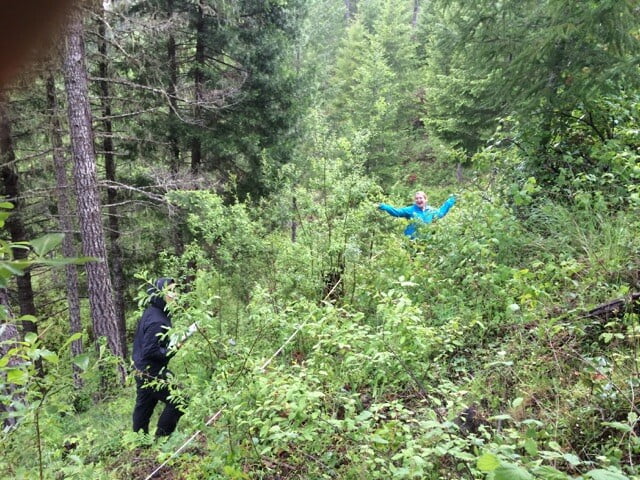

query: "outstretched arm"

left=435, top=195, right=456, bottom=219
left=378, top=203, right=414, bottom=219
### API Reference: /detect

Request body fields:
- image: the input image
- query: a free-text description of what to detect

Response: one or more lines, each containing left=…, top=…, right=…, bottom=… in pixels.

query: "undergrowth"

left=1, top=169, right=639, bottom=479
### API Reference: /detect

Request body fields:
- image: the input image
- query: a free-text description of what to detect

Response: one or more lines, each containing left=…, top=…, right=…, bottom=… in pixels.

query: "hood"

left=147, top=277, right=175, bottom=310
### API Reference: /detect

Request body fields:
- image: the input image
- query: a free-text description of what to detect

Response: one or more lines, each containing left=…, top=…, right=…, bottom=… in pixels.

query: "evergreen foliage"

left=419, top=0, right=640, bottom=156
left=328, top=0, right=423, bottom=180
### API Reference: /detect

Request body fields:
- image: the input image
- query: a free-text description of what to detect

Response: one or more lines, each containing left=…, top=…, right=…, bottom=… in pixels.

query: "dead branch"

left=583, top=292, right=640, bottom=321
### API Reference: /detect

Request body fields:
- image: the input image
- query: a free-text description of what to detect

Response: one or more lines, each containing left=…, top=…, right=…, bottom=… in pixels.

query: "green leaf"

left=524, top=438, right=538, bottom=456
left=73, top=353, right=90, bottom=371
left=11, top=260, right=31, bottom=272
left=562, top=453, right=581, bottom=466
left=38, top=256, right=97, bottom=267
left=24, top=332, right=38, bottom=344
left=584, top=468, right=630, bottom=480
left=17, top=314, right=38, bottom=324
left=532, top=465, right=569, bottom=479
left=486, top=361, right=514, bottom=367
left=356, top=410, right=373, bottom=422
left=477, top=453, right=500, bottom=472
left=30, top=233, right=64, bottom=256
left=38, top=349, right=59, bottom=364
left=602, top=422, right=631, bottom=433
left=494, top=463, right=533, bottom=480
left=370, top=434, right=389, bottom=444
left=61, top=332, right=83, bottom=350
left=452, top=450, right=476, bottom=461
left=0, top=262, right=26, bottom=277
left=521, top=419, right=544, bottom=427
left=488, top=414, right=513, bottom=421
left=539, top=449, right=563, bottom=460
left=7, top=368, right=29, bottom=385
left=547, top=441, right=563, bottom=451
left=0, top=212, right=11, bottom=226
left=222, top=465, right=250, bottom=479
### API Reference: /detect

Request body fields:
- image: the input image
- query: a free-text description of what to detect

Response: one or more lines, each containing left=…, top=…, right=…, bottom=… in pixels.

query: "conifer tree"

left=63, top=4, right=125, bottom=363
left=418, top=0, right=640, bottom=153
left=328, top=0, right=421, bottom=178
left=46, top=74, right=84, bottom=387
left=95, top=8, right=127, bottom=355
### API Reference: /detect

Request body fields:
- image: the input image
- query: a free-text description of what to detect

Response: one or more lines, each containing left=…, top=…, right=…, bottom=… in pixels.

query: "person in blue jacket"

left=132, top=277, right=185, bottom=437
left=378, top=190, right=456, bottom=238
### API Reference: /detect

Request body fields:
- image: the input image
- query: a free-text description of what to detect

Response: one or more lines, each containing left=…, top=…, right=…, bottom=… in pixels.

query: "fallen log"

left=583, top=292, right=640, bottom=321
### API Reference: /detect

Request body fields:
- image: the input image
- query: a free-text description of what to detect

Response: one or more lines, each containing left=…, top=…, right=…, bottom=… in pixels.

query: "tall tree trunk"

left=46, top=74, right=84, bottom=388
left=167, top=0, right=181, bottom=175
left=62, top=6, right=125, bottom=366
left=191, top=2, right=205, bottom=174
left=344, top=0, right=357, bottom=20
left=167, top=0, right=185, bottom=256
left=412, top=0, right=420, bottom=28
left=97, top=11, right=127, bottom=357
left=0, top=93, right=38, bottom=339
left=291, top=196, right=298, bottom=243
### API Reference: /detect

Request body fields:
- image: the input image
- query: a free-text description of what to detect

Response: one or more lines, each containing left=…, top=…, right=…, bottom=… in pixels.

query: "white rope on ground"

left=144, top=279, right=342, bottom=480
left=144, top=408, right=225, bottom=480
left=258, top=320, right=309, bottom=372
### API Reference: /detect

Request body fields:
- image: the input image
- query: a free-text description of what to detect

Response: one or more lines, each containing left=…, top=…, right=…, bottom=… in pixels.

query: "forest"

left=0, top=0, right=639, bottom=479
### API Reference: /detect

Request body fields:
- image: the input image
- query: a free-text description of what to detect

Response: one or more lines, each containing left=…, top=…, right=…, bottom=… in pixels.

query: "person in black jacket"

left=132, top=277, right=185, bottom=437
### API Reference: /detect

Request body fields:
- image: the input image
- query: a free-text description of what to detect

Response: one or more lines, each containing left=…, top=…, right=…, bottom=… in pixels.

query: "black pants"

left=132, top=376, right=185, bottom=437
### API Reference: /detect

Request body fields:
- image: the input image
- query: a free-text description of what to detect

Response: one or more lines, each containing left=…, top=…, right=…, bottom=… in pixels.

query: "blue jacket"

left=379, top=195, right=456, bottom=238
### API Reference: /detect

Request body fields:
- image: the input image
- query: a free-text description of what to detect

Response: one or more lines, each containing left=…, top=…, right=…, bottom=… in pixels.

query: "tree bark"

left=190, top=2, right=205, bottom=174
left=167, top=0, right=181, bottom=175
left=291, top=196, right=297, bottom=243
left=344, top=0, right=357, bottom=20
left=46, top=74, right=84, bottom=387
left=0, top=93, right=39, bottom=338
left=412, top=0, right=420, bottom=28
left=167, top=0, right=186, bottom=257
left=62, top=5, right=125, bottom=364
left=97, top=11, right=127, bottom=357
left=585, top=292, right=640, bottom=321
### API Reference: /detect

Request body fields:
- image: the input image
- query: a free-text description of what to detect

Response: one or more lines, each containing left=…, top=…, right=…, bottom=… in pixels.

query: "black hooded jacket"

left=132, top=277, right=175, bottom=377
